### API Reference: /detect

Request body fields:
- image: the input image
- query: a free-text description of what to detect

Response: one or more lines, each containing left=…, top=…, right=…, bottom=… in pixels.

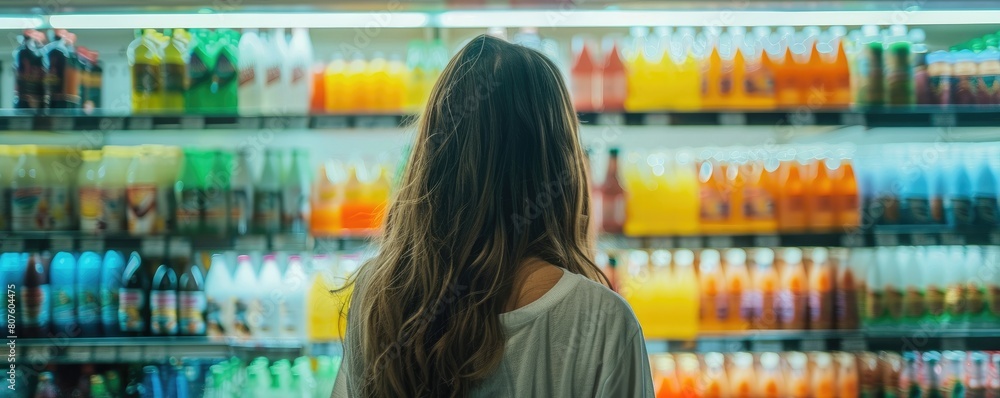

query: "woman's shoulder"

left=558, top=271, right=642, bottom=331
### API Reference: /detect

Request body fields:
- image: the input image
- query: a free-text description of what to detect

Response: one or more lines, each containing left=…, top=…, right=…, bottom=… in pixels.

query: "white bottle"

left=98, top=146, right=131, bottom=234
left=256, top=254, right=284, bottom=339
left=280, top=255, right=308, bottom=340
left=237, top=29, right=267, bottom=116
left=205, top=254, right=235, bottom=340
left=288, top=28, right=313, bottom=114
left=263, top=29, right=290, bottom=115
left=232, top=254, right=259, bottom=339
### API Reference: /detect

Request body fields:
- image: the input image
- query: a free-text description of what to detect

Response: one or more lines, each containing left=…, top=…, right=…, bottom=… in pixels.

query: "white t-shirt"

left=332, top=268, right=655, bottom=397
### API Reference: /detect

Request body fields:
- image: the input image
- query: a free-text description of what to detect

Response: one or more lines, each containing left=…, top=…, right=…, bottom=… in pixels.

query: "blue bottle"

left=1, top=253, right=26, bottom=336
left=100, top=251, right=125, bottom=337
left=142, top=366, right=165, bottom=398
left=901, top=148, right=932, bottom=224
left=972, top=147, right=999, bottom=227
left=49, top=251, right=77, bottom=336
left=76, top=251, right=102, bottom=336
left=947, top=152, right=975, bottom=227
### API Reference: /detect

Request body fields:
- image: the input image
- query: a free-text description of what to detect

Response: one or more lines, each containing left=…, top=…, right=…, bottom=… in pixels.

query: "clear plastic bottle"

left=77, top=149, right=102, bottom=233
left=10, top=145, right=45, bottom=232
left=283, top=149, right=310, bottom=233
left=254, top=149, right=283, bottom=234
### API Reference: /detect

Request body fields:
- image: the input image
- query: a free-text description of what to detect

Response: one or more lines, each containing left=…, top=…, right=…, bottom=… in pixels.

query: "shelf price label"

left=840, top=233, right=866, bottom=247
left=78, top=238, right=106, bottom=253
left=64, top=346, right=92, bottom=363
left=909, top=233, right=937, bottom=246
left=180, top=116, right=206, bottom=130
left=356, top=115, right=399, bottom=129
left=48, top=236, right=75, bottom=251
left=800, top=339, right=827, bottom=352
left=873, top=234, right=900, bottom=246
left=98, top=117, right=126, bottom=131
left=51, top=117, right=74, bottom=131
left=840, top=112, right=866, bottom=126
left=706, top=236, right=734, bottom=248
left=941, top=337, right=966, bottom=351
left=931, top=112, right=957, bottom=128
left=0, top=239, right=25, bottom=252
left=750, top=340, right=783, bottom=353
left=313, top=115, right=350, bottom=129
left=93, top=347, right=117, bottom=363
left=753, top=235, right=781, bottom=248
left=144, top=345, right=167, bottom=361
left=789, top=111, right=816, bottom=126
left=840, top=337, right=868, bottom=352
left=596, top=113, right=624, bottom=126
left=718, top=113, right=747, bottom=126
left=8, top=117, right=34, bottom=131
left=128, top=117, right=153, bottom=130
left=648, top=237, right=674, bottom=249
left=939, top=233, right=966, bottom=246
left=642, top=113, right=669, bottom=125
left=236, top=117, right=262, bottom=130
left=119, top=346, right=142, bottom=362
left=677, top=236, right=702, bottom=249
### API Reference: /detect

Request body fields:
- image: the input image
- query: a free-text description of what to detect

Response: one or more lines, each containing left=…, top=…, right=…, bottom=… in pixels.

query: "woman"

left=333, top=34, right=653, bottom=397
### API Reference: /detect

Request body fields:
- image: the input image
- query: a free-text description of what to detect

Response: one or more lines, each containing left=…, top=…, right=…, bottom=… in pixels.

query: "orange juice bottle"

left=310, top=161, right=341, bottom=235
left=623, top=151, right=657, bottom=236
left=365, top=164, right=392, bottom=229
left=339, top=164, right=366, bottom=232
left=753, top=248, right=779, bottom=330
left=667, top=250, right=699, bottom=339
left=805, top=42, right=827, bottom=106
left=830, top=39, right=852, bottom=107
left=385, top=54, right=407, bottom=112
left=323, top=53, right=349, bottom=112
left=776, top=46, right=800, bottom=108
left=622, top=250, right=651, bottom=328
left=703, top=45, right=725, bottom=109
left=778, top=247, right=808, bottom=330
left=724, top=249, right=751, bottom=331
left=366, top=52, right=390, bottom=111
left=310, top=63, right=326, bottom=113
left=702, top=352, right=730, bottom=398
left=637, top=250, right=674, bottom=338
left=811, top=352, right=837, bottom=398
left=624, top=27, right=652, bottom=111
left=833, top=159, right=860, bottom=229
left=808, top=247, right=835, bottom=330
left=807, top=158, right=837, bottom=231
left=672, top=151, right=701, bottom=234
left=777, top=159, right=808, bottom=232
left=699, top=249, right=725, bottom=332
left=699, top=154, right=730, bottom=234
left=757, top=352, right=785, bottom=398
left=725, top=157, right=747, bottom=232
left=835, top=352, right=859, bottom=398
left=730, top=47, right=748, bottom=109
left=650, top=28, right=674, bottom=110
left=744, top=43, right=777, bottom=109
left=346, top=53, right=368, bottom=111
left=729, top=353, right=755, bottom=398
left=676, top=353, right=701, bottom=398
left=673, top=37, right=702, bottom=110
left=743, top=158, right=778, bottom=233
left=786, top=352, right=811, bottom=398
left=652, top=354, right=682, bottom=398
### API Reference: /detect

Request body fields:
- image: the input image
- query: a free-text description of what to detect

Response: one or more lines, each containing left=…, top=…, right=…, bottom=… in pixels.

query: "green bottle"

left=91, top=375, right=112, bottom=398
left=163, top=28, right=190, bottom=112
left=175, top=149, right=205, bottom=234
left=186, top=29, right=216, bottom=113
left=203, top=150, right=229, bottom=236
left=214, top=29, right=240, bottom=114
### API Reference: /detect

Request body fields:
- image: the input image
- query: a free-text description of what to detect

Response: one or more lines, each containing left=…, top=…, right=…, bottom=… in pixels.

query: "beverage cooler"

left=1, top=0, right=1000, bottom=396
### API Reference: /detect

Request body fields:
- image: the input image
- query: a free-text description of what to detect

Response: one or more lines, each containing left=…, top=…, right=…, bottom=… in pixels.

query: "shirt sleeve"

left=596, top=329, right=655, bottom=397
left=331, top=360, right=349, bottom=398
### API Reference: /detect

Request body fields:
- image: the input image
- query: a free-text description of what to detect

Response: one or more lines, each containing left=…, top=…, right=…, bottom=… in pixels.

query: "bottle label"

left=233, top=297, right=253, bottom=338
left=206, top=295, right=226, bottom=338
left=164, top=63, right=187, bottom=94
left=884, top=46, right=913, bottom=105
left=700, top=187, right=730, bottom=221
left=809, top=290, right=833, bottom=327
left=881, top=196, right=901, bottom=224
left=229, top=189, right=251, bottom=234
left=188, top=54, right=210, bottom=90
left=777, top=289, right=807, bottom=328
left=282, top=187, right=307, bottom=233
left=835, top=287, right=859, bottom=329
left=925, top=287, right=946, bottom=317
left=179, top=291, right=206, bottom=335
left=701, top=292, right=718, bottom=323
left=966, top=285, right=985, bottom=315
left=132, top=63, right=161, bottom=94
left=217, top=53, right=238, bottom=89
left=951, top=198, right=974, bottom=226
left=903, top=287, right=925, bottom=319
left=253, top=190, right=282, bottom=232
left=100, top=188, right=125, bottom=233
left=127, top=184, right=159, bottom=234
left=118, top=288, right=146, bottom=332
left=929, top=75, right=953, bottom=105
left=203, top=185, right=227, bottom=235
left=266, top=65, right=282, bottom=86
left=744, top=63, right=776, bottom=98
left=757, top=291, right=777, bottom=328
left=77, top=287, right=100, bottom=325
left=150, top=290, right=178, bottom=335
left=21, top=286, right=50, bottom=327
left=906, top=198, right=932, bottom=224
left=176, top=188, right=201, bottom=233
left=47, top=186, right=73, bottom=230
left=291, top=66, right=307, bottom=84
left=740, top=290, right=755, bottom=322
left=973, top=196, right=998, bottom=226
left=238, top=63, right=256, bottom=88
left=79, top=187, right=103, bottom=232
left=714, top=292, right=729, bottom=321
left=100, top=286, right=119, bottom=327
left=11, top=186, right=46, bottom=231
left=51, top=286, right=75, bottom=326
left=988, top=285, right=1000, bottom=317
left=884, top=289, right=903, bottom=320
left=743, top=186, right=775, bottom=220
left=952, top=74, right=977, bottom=105
left=943, top=284, right=967, bottom=316
left=14, top=51, right=45, bottom=108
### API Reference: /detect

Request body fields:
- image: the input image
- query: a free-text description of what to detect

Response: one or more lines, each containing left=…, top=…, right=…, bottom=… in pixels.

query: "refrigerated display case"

left=1, top=0, right=999, bottom=396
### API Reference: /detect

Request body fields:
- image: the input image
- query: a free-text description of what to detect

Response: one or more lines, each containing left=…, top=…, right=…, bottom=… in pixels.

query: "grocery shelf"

left=0, top=233, right=375, bottom=253
left=644, top=329, right=1000, bottom=354
left=15, top=337, right=307, bottom=364
left=3, top=108, right=1000, bottom=132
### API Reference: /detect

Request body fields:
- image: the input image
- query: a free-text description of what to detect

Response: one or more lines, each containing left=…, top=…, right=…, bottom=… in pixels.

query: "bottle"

left=204, top=151, right=230, bottom=236
left=808, top=247, right=834, bottom=330
left=310, top=161, right=341, bottom=235
left=784, top=352, right=808, bottom=398
left=10, top=146, right=45, bottom=232
left=752, top=248, right=779, bottom=330
left=832, top=352, right=859, bottom=398
left=78, top=150, right=103, bottom=233
left=99, top=250, right=125, bottom=337
left=909, top=29, right=932, bottom=105
left=215, top=29, right=240, bottom=114
left=126, top=147, right=162, bottom=235
left=256, top=254, right=283, bottom=338
left=97, top=146, right=130, bottom=234
left=600, top=148, right=626, bottom=234
left=254, top=149, right=283, bottom=233
left=263, top=29, right=289, bottom=115
left=204, top=254, right=233, bottom=340
left=44, top=29, right=81, bottom=109
left=13, top=29, right=46, bottom=109
left=924, top=247, right=948, bottom=327
left=22, top=253, right=50, bottom=338
left=743, top=158, right=778, bottom=232
left=288, top=28, right=313, bottom=114
left=76, top=251, right=102, bottom=336
left=944, top=246, right=969, bottom=328
left=969, top=352, right=990, bottom=398
left=185, top=29, right=215, bottom=113
left=281, top=255, right=308, bottom=340
left=884, top=25, right=914, bottom=106
left=723, top=249, right=751, bottom=331
left=729, top=352, right=754, bottom=397
left=35, top=372, right=61, bottom=398
left=130, top=29, right=164, bottom=112
left=947, top=152, right=975, bottom=227
left=976, top=49, right=1000, bottom=104
left=90, top=374, right=112, bottom=398
left=927, top=51, right=954, bottom=106
left=838, top=248, right=866, bottom=329
left=973, top=148, right=998, bottom=226
left=143, top=366, right=165, bottom=398
left=176, top=149, right=204, bottom=234
left=50, top=251, right=76, bottom=335
left=345, top=53, right=368, bottom=111
left=699, top=249, right=725, bottom=331
left=163, top=28, right=189, bottom=112
left=777, top=159, right=808, bottom=231
left=229, top=149, right=254, bottom=236
left=175, top=246, right=205, bottom=337
left=283, top=149, right=310, bottom=233
left=77, top=46, right=102, bottom=112
left=699, top=154, right=730, bottom=233
left=150, top=259, right=178, bottom=336
left=807, top=158, right=836, bottom=230
left=757, top=352, right=785, bottom=398
left=856, top=25, right=884, bottom=107
left=119, top=251, right=149, bottom=336
left=571, top=37, right=599, bottom=111
left=602, top=38, right=627, bottom=111
left=899, top=247, right=925, bottom=327
left=778, top=247, right=808, bottom=330
left=954, top=50, right=979, bottom=105
left=232, top=255, right=257, bottom=339
left=238, top=29, right=267, bottom=115
left=308, top=254, right=353, bottom=341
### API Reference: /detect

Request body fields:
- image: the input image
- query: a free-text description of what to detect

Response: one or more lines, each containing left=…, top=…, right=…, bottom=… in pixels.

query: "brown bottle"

left=21, top=253, right=51, bottom=338
left=600, top=148, right=626, bottom=234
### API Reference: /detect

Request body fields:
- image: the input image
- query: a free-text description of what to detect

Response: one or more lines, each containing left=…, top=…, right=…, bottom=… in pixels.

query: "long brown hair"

left=345, top=34, right=607, bottom=397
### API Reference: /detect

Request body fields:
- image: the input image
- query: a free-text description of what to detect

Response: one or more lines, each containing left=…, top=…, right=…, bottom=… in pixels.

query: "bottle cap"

left=754, top=248, right=774, bottom=266
left=813, top=352, right=833, bottom=368
left=700, top=249, right=720, bottom=268
left=628, top=250, right=649, bottom=267
left=787, top=352, right=808, bottom=368
left=237, top=254, right=251, bottom=262
left=782, top=247, right=802, bottom=265
left=650, top=250, right=671, bottom=268
left=760, top=352, right=780, bottom=368
left=674, top=249, right=694, bottom=267
left=811, top=247, right=828, bottom=265
left=724, top=248, right=747, bottom=266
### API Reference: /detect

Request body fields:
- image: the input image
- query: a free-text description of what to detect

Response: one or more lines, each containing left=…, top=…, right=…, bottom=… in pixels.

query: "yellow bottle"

left=622, top=152, right=652, bottom=235
left=624, top=27, right=652, bottom=111
left=307, top=254, right=353, bottom=341
left=623, top=250, right=656, bottom=336
left=404, top=40, right=428, bottom=113
left=367, top=52, right=390, bottom=111
left=346, top=53, right=368, bottom=112
left=665, top=249, right=699, bottom=339
left=386, top=54, right=407, bottom=112
left=671, top=151, right=701, bottom=234
left=131, top=29, right=164, bottom=112
left=163, top=29, right=189, bottom=112
left=323, top=53, right=348, bottom=112
left=673, top=46, right=702, bottom=110
left=650, top=28, right=675, bottom=110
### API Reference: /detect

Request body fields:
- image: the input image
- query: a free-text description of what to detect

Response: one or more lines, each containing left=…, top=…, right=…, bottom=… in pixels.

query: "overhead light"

left=437, top=9, right=1000, bottom=27
left=0, top=16, right=44, bottom=30
left=48, top=12, right=430, bottom=29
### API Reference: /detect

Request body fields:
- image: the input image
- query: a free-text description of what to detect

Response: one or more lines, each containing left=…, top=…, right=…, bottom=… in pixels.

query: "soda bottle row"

left=612, top=247, right=865, bottom=339
left=12, top=29, right=103, bottom=111
left=30, top=364, right=127, bottom=398
left=202, top=355, right=340, bottom=398
left=860, top=245, right=1000, bottom=330
left=860, top=144, right=1000, bottom=228
left=203, top=251, right=357, bottom=342
left=650, top=350, right=1000, bottom=398
left=595, top=146, right=861, bottom=236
